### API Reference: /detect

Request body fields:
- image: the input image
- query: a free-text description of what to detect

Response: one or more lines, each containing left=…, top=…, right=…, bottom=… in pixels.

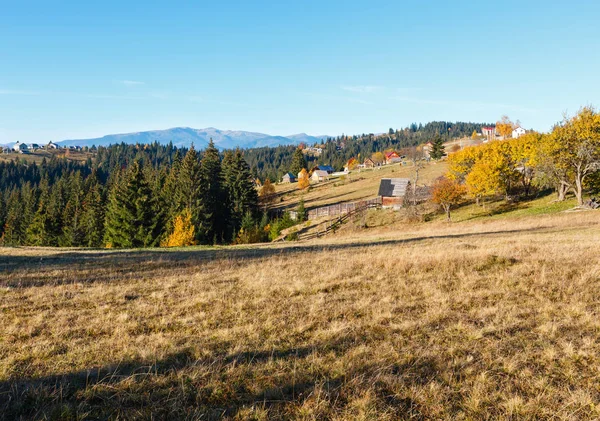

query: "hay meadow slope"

left=1, top=211, right=600, bottom=419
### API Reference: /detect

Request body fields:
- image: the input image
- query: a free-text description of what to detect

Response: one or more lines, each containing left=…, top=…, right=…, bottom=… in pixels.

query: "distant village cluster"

left=5, top=141, right=85, bottom=154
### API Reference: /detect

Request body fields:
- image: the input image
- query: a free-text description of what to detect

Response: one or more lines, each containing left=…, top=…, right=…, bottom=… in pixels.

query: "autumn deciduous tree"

left=496, top=115, right=515, bottom=139
left=346, top=157, right=359, bottom=170
left=371, top=152, right=385, bottom=165
left=162, top=208, right=196, bottom=247
left=548, top=107, right=600, bottom=205
left=298, top=168, right=310, bottom=189
left=259, top=178, right=276, bottom=209
left=432, top=177, right=466, bottom=221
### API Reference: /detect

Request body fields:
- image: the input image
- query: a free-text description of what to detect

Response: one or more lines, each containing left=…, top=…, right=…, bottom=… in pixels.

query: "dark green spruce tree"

left=199, top=139, right=225, bottom=244
left=103, top=160, right=158, bottom=248
left=81, top=170, right=106, bottom=247
left=60, top=171, right=85, bottom=247
left=222, top=148, right=259, bottom=238
left=172, top=145, right=203, bottom=241
left=26, top=178, right=51, bottom=246
left=290, top=147, right=307, bottom=176
left=429, top=136, right=446, bottom=160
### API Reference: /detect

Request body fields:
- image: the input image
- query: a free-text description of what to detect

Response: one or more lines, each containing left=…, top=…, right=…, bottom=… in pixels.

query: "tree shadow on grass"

left=0, top=225, right=555, bottom=288
left=0, top=331, right=436, bottom=420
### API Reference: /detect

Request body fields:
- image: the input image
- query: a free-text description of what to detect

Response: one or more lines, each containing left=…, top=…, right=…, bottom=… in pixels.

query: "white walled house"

left=12, top=142, right=28, bottom=153
left=512, top=127, right=526, bottom=138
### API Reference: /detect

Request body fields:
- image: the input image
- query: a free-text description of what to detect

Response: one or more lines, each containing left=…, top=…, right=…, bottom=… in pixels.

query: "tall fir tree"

left=290, top=148, right=307, bottom=176
left=173, top=146, right=203, bottom=240
left=60, top=171, right=85, bottom=247
left=199, top=139, right=225, bottom=244
left=103, top=160, right=158, bottom=248
left=429, top=136, right=446, bottom=160
left=26, top=178, right=51, bottom=246
left=2, top=190, right=24, bottom=246
left=81, top=170, right=106, bottom=247
left=223, top=149, right=259, bottom=237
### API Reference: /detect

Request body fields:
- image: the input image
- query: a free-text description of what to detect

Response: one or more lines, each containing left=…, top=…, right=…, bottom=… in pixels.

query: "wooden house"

left=311, top=170, right=329, bottom=183
left=378, top=178, right=410, bottom=209
left=281, top=172, right=296, bottom=183
left=363, top=157, right=375, bottom=168
left=385, top=151, right=402, bottom=164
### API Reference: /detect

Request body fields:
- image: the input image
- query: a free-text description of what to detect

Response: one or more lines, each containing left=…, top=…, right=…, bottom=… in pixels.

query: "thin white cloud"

left=120, top=80, right=145, bottom=86
left=341, top=85, right=382, bottom=94
left=0, top=89, right=40, bottom=96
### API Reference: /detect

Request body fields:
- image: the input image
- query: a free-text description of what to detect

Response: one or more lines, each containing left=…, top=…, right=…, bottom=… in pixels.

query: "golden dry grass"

left=1, top=211, right=600, bottom=419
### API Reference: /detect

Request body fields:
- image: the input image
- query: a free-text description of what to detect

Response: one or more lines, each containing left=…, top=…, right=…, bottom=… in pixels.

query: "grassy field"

left=273, top=160, right=447, bottom=211
left=1, top=210, right=600, bottom=419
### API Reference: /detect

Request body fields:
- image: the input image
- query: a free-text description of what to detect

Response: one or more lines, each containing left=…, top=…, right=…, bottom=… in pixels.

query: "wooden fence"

left=307, top=197, right=382, bottom=220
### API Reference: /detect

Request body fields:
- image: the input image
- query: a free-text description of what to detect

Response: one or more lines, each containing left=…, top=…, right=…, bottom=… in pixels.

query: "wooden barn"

left=311, top=170, right=329, bottom=183
left=363, top=157, right=375, bottom=168
left=378, top=178, right=410, bottom=209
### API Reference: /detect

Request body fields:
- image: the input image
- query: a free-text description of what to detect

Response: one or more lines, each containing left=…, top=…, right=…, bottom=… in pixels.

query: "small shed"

left=378, top=178, right=411, bottom=209
left=311, top=170, right=329, bottom=182
left=282, top=172, right=297, bottom=183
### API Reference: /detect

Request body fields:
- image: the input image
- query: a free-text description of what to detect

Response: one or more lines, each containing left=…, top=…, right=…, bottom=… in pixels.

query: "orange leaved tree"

left=298, top=168, right=310, bottom=189
left=431, top=177, right=466, bottom=221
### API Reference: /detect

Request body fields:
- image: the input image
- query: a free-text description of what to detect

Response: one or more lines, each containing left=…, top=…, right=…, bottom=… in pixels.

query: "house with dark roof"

left=281, top=172, right=297, bottom=183
left=316, top=165, right=335, bottom=174
left=12, top=142, right=28, bottom=153
left=378, top=178, right=410, bottom=209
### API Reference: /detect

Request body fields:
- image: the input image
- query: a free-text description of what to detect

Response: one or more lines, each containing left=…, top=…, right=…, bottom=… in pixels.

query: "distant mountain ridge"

left=56, top=127, right=328, bottom=149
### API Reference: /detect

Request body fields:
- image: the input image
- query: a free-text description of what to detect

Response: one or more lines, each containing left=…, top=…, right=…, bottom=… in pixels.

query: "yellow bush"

left=162, top=209, right=196, bottom=247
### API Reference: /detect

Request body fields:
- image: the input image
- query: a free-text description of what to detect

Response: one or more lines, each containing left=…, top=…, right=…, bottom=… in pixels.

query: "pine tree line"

left=0, top=141, right=259, bottom=247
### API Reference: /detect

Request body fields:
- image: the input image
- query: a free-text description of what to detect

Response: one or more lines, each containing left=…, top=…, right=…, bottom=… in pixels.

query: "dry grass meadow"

left=1, top=210, right=600, bottom=419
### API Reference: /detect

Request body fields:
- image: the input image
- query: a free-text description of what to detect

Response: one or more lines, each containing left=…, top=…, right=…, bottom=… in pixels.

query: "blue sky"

left=1, top=0, right=599, bottom=143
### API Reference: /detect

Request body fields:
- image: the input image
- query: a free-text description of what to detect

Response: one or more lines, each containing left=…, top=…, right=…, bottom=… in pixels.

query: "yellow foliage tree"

left=549, top=106, right=600, bottom=205
left=259, top=178, right=276, bottom=209
left=465, top=160, right=501, bottom=205
left=496, top=115, right=515, bottom=139
left=431, top=177, right=466, bottom=221
left=162, top=209, right=196, bottom=247
left=298, top=168, right=310, bottom=189
left=471, top=130, right=478, bottom=140
left=371, top=152, right=385, bottom=165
